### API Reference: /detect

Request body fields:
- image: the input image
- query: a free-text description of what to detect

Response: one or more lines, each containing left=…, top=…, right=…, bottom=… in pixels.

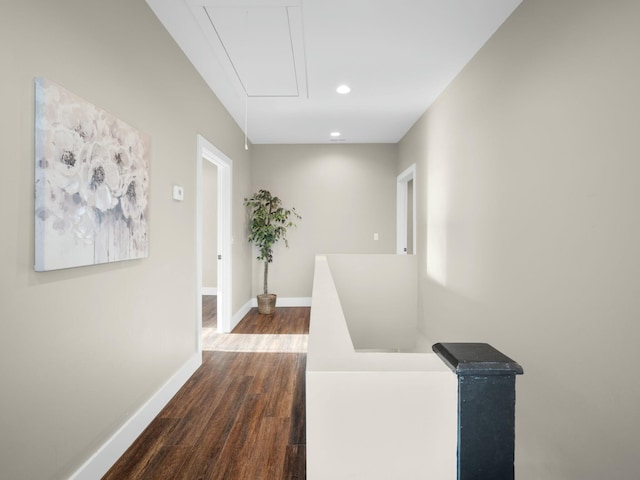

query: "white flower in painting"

left=37, top=180, right=69, bottom=226
left=118, top=130, right=149, bottom=220
left=112, top=143, right=133, bottom=176
left=46, top=126, right=85, bottom=194
left=70, top=205, right=97, bottom=245
left=112, top=127, right=148, bottom=173
left=119, top=174, right=147, bottom=223
left=55, top=96, right=101, bottom=143
left=37, top=185, right=95, bottom=242
left=79, top=142, right=121, bottom=212
left=129, top=213, right=148, bottom=252
left=112, top=122, right=140, bottom=152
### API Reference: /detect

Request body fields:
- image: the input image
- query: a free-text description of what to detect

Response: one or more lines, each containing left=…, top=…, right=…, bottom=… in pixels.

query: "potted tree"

left=244, top=189, right=301, bottom=315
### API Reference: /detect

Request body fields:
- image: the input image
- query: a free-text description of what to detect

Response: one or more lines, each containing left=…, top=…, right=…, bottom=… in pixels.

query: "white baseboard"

left=231, top=299, right=253, bottom=331
left=250, top=296, right=312, bottom=307
left=280, top=297, right=312, bottom=307
left=68, top=353, right=201, bottom=480
left=201, top=287, right=218, bottom=295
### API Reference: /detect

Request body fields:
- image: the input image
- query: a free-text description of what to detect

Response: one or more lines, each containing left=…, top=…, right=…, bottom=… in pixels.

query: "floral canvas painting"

left=34, top=77, right=150, bottom=271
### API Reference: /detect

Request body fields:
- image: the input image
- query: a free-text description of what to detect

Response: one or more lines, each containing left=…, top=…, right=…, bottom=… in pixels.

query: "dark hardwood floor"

left=202, top=295, right=217, bottom=329
left=102, top=305, right=309, bottom=480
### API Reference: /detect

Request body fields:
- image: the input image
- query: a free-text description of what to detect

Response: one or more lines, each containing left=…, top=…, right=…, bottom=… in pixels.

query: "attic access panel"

left=204, top=4, right=305, bottom=97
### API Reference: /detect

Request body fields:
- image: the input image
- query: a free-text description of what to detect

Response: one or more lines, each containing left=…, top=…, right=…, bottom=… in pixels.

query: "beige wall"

left=202, top=160, right=218, bottom=289
left=250, top=144, right=398, bottom=297
left=399, top=0, right=640, bottom=478
left=327, top=254, right=417, bottom=351
left=0, top=1, right=251, bottom=479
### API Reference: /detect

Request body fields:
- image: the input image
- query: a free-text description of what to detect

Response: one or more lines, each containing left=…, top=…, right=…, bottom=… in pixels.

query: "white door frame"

left=196, top=135, right=233, bottom=346
left=396, top=164, right=416, bottom=255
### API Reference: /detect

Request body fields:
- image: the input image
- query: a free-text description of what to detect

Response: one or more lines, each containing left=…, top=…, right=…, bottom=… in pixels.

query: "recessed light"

left=330, top=131, right=341, bottom=137
left=336, top=85, right=351, bottom=94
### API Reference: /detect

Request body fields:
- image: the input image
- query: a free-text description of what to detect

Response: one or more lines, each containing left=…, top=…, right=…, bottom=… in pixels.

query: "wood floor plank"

left=204, top=393, right=268, bottom=479
left=233, top=307, right=309, bottom=335
left=173, top=374, right=253, bottom=480
left=265, top=354, right=297, bottom=419
left=102, top=418, right=180, bottom=480
left=164, top=369, right=234, bottom=447
left=158, top=352, right=234, bottom=420
left=283, top=444, right=306, bottom=480
left=202, top=295, right=217, bottom=329
left=248, top=352, right=283, bottom=395
left=248, top=416, right=290, bottom=480
left=289, top=355, right=307, bottom=445
left=139, top=445, right=192, bottom=480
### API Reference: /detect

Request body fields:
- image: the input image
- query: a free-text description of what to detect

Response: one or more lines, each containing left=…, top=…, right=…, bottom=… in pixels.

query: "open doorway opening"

left=196, top=135, right=233, bottom=353
left=397, top=164, right=416, bottom=255
left=201, top=160, right=218, bottom=332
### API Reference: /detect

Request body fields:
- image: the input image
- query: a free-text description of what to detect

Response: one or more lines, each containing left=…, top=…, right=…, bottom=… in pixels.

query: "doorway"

left=201, top=159, right=218, bottom=298
left=396, top=164, right=416, bottom=255
left=196, top=135, right=233, bottom=351
left=201, top=160, right=218, bottom=335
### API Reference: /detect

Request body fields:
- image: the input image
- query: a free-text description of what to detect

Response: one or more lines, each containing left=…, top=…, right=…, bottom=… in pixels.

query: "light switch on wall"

left=373, top=233, right=379, bottom=241
left=173, top=185, right=184, bottom=201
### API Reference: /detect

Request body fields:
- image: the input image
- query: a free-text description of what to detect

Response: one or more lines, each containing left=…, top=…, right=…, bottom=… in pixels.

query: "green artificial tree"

left=244, top=189, right=300, bottom=313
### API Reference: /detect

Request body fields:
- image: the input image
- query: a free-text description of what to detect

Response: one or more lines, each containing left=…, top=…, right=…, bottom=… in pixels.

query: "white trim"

left=396, top=164, right=417, bottom=255
left=250, top=296, right=312, bottom=307
left=397, top=183, right=408, bottom=254
left=68, top=353, right=201, bottom=480
left=196, top=135, right=233, bottom=340
left=201, top=287, right=218, bottom=296
left=232, top=299, right=254, bottom=331
left=279, top=297, right=313, bottom=307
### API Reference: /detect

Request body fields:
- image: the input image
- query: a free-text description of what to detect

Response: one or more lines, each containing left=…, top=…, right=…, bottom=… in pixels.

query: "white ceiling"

left=146, top=0, right=522, bottom=144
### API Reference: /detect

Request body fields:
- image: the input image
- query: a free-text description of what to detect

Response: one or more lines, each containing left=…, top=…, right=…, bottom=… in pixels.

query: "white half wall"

left=307, top=255, right=456, bottom=479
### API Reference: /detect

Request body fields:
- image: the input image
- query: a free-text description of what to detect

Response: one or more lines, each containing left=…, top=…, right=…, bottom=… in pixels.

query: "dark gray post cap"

left=433, top=342, right=524, bottom=376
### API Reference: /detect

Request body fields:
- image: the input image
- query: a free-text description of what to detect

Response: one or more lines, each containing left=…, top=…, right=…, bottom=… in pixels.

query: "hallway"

left=202, top=297, right=308, bottom=353
left=102, top=305, right=310, bottom=479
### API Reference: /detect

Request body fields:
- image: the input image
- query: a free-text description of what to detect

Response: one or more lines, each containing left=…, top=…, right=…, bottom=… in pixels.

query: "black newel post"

left=433, top=343, right=524, bottom=480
